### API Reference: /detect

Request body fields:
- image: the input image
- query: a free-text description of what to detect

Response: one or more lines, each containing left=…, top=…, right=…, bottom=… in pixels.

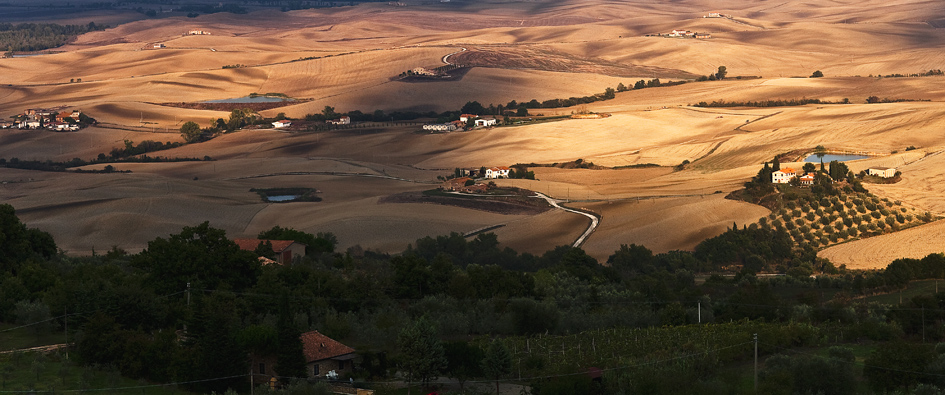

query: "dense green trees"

left=179, top=121, right=202, bottom=143
left=397, top=316, right=446, bottom=394
left=132, top=221, right=261, bottom=294
left=0, top=22, right=108, bottom=52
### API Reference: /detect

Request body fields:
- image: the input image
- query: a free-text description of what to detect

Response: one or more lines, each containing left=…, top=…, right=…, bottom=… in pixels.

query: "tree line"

left=0, top=22, right=107, bottom=53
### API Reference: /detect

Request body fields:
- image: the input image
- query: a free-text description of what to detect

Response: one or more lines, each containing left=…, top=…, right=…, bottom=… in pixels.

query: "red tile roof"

left=233, top=238, right=296, bottom=253
left=300, top=331, right=355, bottom=363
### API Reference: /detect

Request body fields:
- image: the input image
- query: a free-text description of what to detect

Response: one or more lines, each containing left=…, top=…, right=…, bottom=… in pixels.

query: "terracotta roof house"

left=234, top=238, right=306, bottom=264
left=772, top=167, right=797, bottom=184
left=301, top=331, right=356, bottom=378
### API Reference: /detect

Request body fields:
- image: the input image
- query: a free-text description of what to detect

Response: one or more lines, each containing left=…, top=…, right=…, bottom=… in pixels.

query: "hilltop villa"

left=485, top=166, right=511, bottom=179
left=772, top=168, right=797, bottom=184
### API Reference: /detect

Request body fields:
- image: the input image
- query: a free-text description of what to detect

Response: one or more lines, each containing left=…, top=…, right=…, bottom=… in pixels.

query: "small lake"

left=203, top=96, right=294, bottom=103
left=804, top=153, right=870, bottom=162
left=266, top=195, right=299, bottom=202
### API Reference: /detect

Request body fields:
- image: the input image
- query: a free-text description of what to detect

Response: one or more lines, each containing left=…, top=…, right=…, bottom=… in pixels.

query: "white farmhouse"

left=867, top=167, right=897, bottom=178
left=272, top=120, right=292, bottom=128
left=771, top=167, right=797, bottom=184
left=485, top=166, right=511, bottom=179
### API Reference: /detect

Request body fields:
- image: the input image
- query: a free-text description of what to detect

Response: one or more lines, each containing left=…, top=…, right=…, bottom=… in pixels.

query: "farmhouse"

left=475, top=118, right=497, bottom=127
left=301, top=330, right=356, bottom=378
left=327, top=116, right=351, bottom=125
left=249, top=331, right=356, bottom=385
left=153, top=43, right=166, bottom=49
left=234, top=238, right=307, bottom=265
left=799, top=173, right=815, bottom=186
left=188, top=30, right=210, bottom=35
left=867, top=166, right=897, bottom=178
left=772, top=168, right=797, bottom=184
left=695, top=33, right=712, bottom=39
left=486, top=166, right=511, bottom=179
left=423, top=123, right=457, bottom=132
left=272, top=120, right=292, bottom=128
left=459, top=114, right=478, bottom=123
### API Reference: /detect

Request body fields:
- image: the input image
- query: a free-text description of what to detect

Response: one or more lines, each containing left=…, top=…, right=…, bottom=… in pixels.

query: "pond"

left=265, top=195, right=299, bottom=202
left=203, top=96, right=294, bottom=103
left=803, top=153, right=870, bottom=162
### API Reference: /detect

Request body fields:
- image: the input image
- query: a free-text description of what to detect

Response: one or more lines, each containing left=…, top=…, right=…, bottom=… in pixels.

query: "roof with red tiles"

left=233, top=238, right=297, bottom=253
left=300, top=331, right=355, bottom=363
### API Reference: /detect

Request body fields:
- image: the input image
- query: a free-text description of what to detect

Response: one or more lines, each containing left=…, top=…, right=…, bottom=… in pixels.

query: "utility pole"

left=64, top=307, right=68, bottom=360
left=184, top=282, right=191, bottom=332
left=753, top=333, right=758, bottom=393
left=698, top=301, right=701, bottom=324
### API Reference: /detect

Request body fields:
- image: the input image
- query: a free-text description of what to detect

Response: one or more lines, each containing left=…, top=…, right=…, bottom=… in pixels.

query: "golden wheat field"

left=3, top=0, right=945, bottom=264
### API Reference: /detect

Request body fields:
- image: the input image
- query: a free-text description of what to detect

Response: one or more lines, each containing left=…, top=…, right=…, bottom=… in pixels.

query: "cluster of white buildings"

left=327, top=116, right=350, bottom=125
left=423, top=114, right=498, bottom=133
left=272, top=120, right=292, bottom=128
left=6, top=108, right=83, bottom=131
left=772, top=165, right=897, bottom=184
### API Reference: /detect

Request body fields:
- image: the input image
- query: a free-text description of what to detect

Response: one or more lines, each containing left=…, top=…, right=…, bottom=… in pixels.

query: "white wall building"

left=867, top=167, right=897, bottom=178
left=485, top=166, right=511, bottom=179
left=272, top=120, right=292, bottom=128
left=772, top=168, right=797, bottom=184
left=474, top=118, right=497, bottom=127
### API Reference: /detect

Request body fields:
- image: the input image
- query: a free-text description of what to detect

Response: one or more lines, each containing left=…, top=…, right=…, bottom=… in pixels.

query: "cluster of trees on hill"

left=694, top=98, right=850, bottom=108
left=5, top=201, right=945, bottom=393
left=0, top=22, right=108, bottom=53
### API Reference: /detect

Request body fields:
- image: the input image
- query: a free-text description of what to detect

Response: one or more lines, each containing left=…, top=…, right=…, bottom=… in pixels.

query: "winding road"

left=534, top=192, right=599, bottom=247
left=441, top=47, right=467, bottom=65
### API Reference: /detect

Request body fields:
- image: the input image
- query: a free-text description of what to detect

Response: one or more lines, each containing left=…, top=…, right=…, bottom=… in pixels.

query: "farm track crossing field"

left=3, top=0, right=945, bottom=263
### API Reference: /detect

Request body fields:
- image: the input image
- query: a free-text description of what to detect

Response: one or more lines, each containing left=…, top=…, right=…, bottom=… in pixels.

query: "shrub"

left=811, top=222, right=821, bottom=230
left=823, top=225, right=834, bottom=234
left=880, top=208, right=890, bottom=216
left=843, top=217, right=853, bottom=227
left=848, top=228, right=858, bottom=237
left=871, top=211, right=882, bottom=219
left=806, top=212, right=816, bottom=221
left=796, top=218, right=806, bottom=227
left=829, top=233, right=839, bottom=242
left=844, top=201, right=854, bottom=208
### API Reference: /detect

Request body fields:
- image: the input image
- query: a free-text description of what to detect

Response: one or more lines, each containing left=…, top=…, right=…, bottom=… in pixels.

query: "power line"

left=0, top=373, right=247, bottom=393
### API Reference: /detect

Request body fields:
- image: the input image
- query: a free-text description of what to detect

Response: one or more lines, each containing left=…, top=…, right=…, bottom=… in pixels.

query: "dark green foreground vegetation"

left=2, top=200, right=945, bottom=395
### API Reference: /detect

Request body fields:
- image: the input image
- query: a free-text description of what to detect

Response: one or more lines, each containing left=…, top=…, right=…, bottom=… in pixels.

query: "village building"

left=188, top=30, right=210, bottom=35
left=867, top=166, right=897, bottom=178
left=799, top=173, right=816, bottom=186
left=153, top=43, right=166, bottom=48
left=459, top=114, right=478, bottom=123
left=474, top=118, right=497, bottom=127
left=234, top=238, right=307, bottom=265
left=272, top=120, right=292, bottom=128
left=301, top=330, right=356, bottom=378
left=695, top=33, right=712, bottom=39
left=442, top=177, right=472, bottom=191
left=0, top=121, right=13, bottom=129
left=327, top=116, right=351, bottom=125
left=249, top=330, right=356, bottom=386
left=772, top=168, right=797, bottom=184
left=485, top=166, right=511, bottom=179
